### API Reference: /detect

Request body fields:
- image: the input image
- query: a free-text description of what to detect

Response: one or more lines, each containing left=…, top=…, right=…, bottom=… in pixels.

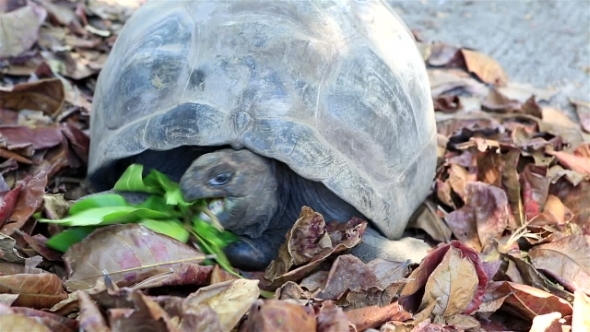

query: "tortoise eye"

left=208, top=172, right=232, bottom=186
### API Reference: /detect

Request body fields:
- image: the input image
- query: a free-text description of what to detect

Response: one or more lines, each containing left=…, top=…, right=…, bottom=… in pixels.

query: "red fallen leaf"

left=479, top=281, right=573, bottom=321
left=460, top=49, right=508, bottom=86
left=0, top=125, right=64, bottom=150
left=0, top=109, right=18, bottom=124
left=0, top=184, right=22, bottom=228
left=398, top=241, right=488, bottom=315
left=239, top=299, right=317, bottom=332
left=444, top=182, right=510, bottom=252
left=546, top=143, right=590, bottom=176
left=520, top=164, right=550, bottom=222
left=0, top=78, right=64, bottom=116
left=60, top=121, right=89, bottom=163
left=128, top=263, right=213, bottom=290
left=0, top=171, right=47, bottom=236
left=529, top=235, right=590, bottom=294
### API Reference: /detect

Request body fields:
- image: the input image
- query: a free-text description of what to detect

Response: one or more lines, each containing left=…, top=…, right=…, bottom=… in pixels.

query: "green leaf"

left=139, top=219, right=190, bottom=243
left=45, top=227, right=96, bottom=253
left=69, top=193, right=129, bottom=215
left=192, top=218, right=239, bottom=248
left=38, top=206, right=171, bottom=226
left=137, top=195, right=178, bottom=214
left=113, top=164, right=160, bottom=194
left=144, top=169, right=192, bottom=206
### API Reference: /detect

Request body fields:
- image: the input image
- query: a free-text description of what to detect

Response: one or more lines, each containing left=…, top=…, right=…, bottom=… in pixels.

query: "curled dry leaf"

left=0, top=1, right=47, bottom=58
left=186, top=279, right=260, bottom=332
left=344, top=301, right=412, bottom=332
left=239, top=299, right=316, bottom=332
left=528, top=235, right=590, bottom=294
left=63, top=224, right=207, bottom=291
left=444, top=182, right=510, bottom=252
left=478, top=281, right=573, bottom=320
left=9, top=307, right=78, bottom=332
left=77, top=290, right=110, bottom=332
left=263, top=206, right=366, bottom=288
left=0, top=78, right=65, bottom=116
left=546, top=143, right=590, bottom=176
left=549, top=180, right=590, bottom=234
left=399, top=241, right=487, bottom=316
left=570, top=99, right=590, bottom=133
left=1, top=170, right=48, bottom=236
left=412, top=247, right=479, bottom=323
left=315, top=301, right=350, bottom=332
left=0, top=273, right=68, bottom=309
left=460, top=49, right=508, bottom=86
left=315, top=255, right=381, bottom=302
left=529, top=312, right=565, bottom=332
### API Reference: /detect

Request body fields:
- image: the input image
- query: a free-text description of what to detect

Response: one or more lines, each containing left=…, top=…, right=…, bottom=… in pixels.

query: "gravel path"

left=389, top=0, right=590, bottom=118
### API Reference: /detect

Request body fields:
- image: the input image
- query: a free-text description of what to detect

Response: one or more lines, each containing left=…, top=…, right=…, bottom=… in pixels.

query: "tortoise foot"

left=223, top=237, right=279, bottom=271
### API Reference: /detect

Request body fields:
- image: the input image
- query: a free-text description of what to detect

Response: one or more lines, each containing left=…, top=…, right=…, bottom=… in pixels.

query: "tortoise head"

left=179, top=148, right=279, bottom=236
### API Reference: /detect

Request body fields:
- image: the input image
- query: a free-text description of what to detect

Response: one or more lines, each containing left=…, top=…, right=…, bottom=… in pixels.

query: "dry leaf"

left=0, top=273, right=68, bottom=309
left=0, top=1, right=47, bottom=58
left=0, top=78, right=65, bottom=116
left=572, top=290, right=590, bottom=331
left=63, top=224, right=207, bottom=291
left=571, top=99, right=590, bottom=133
left=529, top=235, right=590, bottom=294
left=460, top=49, right=508, bottom=86
left=239, top=299, right=316, bottom=332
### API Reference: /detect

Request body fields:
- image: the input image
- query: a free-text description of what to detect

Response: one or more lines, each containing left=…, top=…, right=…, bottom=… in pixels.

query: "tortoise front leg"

left=223, top=228, right=289, bottom=271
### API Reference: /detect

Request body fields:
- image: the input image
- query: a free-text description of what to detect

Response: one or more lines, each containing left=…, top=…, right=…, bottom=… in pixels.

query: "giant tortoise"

left=87, top=0, right=438, bottom=270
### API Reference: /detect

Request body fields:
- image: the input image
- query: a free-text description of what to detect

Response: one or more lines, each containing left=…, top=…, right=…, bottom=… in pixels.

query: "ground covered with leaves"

left=1, top=1, right=589, bottom=331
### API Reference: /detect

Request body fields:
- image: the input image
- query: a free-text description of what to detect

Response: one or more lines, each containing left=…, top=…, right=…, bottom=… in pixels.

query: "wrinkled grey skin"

left=87, top=0, right=437, bottom=271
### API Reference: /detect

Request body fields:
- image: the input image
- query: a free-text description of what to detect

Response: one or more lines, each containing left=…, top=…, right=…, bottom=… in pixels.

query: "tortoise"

left=87, top=0, right=438, bottom=270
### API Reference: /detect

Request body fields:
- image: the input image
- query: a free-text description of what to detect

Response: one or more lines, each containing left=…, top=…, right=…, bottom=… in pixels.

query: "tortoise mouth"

left=199, top=198, right=227, bottom=222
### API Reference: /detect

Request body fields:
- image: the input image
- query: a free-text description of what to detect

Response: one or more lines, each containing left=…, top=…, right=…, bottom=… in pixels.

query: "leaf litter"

left=0, top=1, right=589, bottom=331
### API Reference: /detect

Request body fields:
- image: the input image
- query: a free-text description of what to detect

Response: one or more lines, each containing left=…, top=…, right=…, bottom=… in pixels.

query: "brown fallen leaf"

left=549, top=180, right=590, bottom=234
left=529, top=312, right=565, bottom=332
left=315, top=254, right=381, bottom=301
left=0, top=125, right=64, bottom=150
left=412, top=246, right=479, bottom=323
left=62, top=224, right=207, bottom=291
left=344, top=301, right=412, bottom=331
left=263, top=207, right=367, bottom=288
left=481, top=88, right=521, bottom=113
left=239, top=299, right=316, bottom=332
left=0, top=312, right=52, bottom=332
left=9, top=307, right=78, bottom=331
left=0, top=184, right=22, bottom=228
left=546, top=143, right=590, bottom=176
left=130, top=263, right=213, bottom=290
left=433, top=95, right=462, bottom=113
left=460, top=49, right=508, bottom=86
left=572, top=290, right=590, bottom=331
left=427, top=42, right=462, bottom=67
left=571, top=99, right=590, bottom=133
left=444, top=182, right=510, bottom=252
left=107, top=290, right=178, bottom=332
left=0, top=273, right=68, bottom=309
left=315, top=301, right=350, bottom=332
left=77, top=290, right=110, bottom=332
left=407, top=200, right=453, bottom=242
left=1, top=171, right=47, bottom=236
left=0, top=1, right=47, bottom=58
left=529, top=235, right=590, bottom=294
left=398, top=241, right=488, bottom=316
left=185, top=279, right=260, bottom=331
left=478, top=281, right=573, bottom=321
left=0, top=78, right=65, bottom=116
